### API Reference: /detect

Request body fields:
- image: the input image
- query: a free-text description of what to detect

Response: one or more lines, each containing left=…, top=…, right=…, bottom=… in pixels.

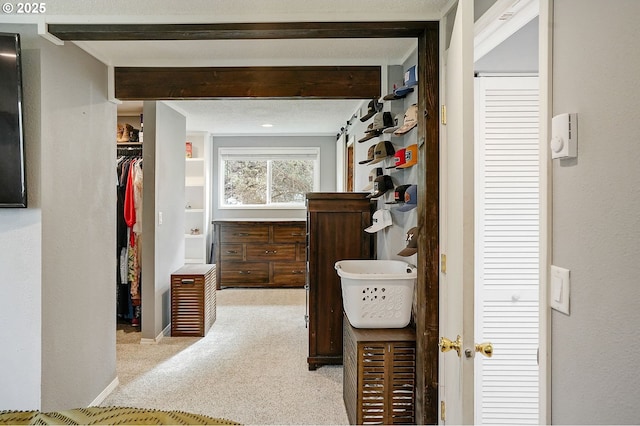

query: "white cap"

left=364, top=209, right=393, bottom=233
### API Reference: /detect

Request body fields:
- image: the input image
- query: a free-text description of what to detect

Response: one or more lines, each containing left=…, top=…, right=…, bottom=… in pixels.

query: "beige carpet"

left=101, top=288, right=349, bottom=425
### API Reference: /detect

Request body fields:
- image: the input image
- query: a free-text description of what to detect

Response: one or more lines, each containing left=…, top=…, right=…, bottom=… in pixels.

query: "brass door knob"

left=475, top=342, right=493, bottom=358
left=439, top=335, right=462, bottom=357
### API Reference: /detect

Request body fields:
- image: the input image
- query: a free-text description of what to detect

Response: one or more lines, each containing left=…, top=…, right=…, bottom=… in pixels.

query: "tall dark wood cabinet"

left=306, top=192, right=373, bottom=370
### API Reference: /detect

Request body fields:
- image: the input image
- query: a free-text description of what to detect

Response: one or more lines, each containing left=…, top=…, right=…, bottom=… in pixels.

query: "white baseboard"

left=89, top=376, right=119, bottom=407
left=140, top=323, right=171, bottom=344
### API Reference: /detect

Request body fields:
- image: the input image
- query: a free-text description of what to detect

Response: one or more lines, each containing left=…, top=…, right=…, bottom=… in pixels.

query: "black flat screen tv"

left=0, top=33, right=26, bottom=207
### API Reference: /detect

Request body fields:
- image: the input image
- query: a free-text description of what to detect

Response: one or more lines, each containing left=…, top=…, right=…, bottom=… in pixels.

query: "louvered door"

left=474, top=75, right=540, bottom=424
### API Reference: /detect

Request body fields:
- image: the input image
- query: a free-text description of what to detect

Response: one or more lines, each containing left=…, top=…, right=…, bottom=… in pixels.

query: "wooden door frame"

left=49, top=21, right=440, bottom=424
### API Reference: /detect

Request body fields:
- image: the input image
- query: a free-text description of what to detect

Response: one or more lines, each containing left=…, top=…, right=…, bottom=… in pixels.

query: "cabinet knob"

left=238, top=271, right=251, bottom=275
left=265, top=250, right=278, bottom=254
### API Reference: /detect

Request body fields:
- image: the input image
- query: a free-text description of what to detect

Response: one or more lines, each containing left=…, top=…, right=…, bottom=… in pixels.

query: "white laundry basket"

left=335, top=260, right=416, bottom=328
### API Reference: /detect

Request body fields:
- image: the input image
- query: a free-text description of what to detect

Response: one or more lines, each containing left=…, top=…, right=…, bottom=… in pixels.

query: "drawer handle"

left=181, top=279, right=195, bottom=284
left=235, top=232, right=250, bottom=236
left=225, top=250, right=238, bottom=254
left=238, top=271, right=251, bottom=274
left=264, top=250, right=278, bottom=254
left=292, top=270, right=305, bottom=274
left=291, top=233, right=305, bottom=236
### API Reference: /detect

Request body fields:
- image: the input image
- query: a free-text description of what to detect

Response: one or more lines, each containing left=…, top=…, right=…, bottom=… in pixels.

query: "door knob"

left=439, top=335, right=462, bottom=357
left=475, top=342, right=493, bottom=358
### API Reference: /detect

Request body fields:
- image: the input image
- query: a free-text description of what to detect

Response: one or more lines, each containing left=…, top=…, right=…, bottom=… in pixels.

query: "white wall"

left=551, top=1, right=640, bottom=423
left=141, top=102, right=186, bottom=339
left=0, top=23, right=117, bottom=411
left=212, top=135, right=335, bottom=220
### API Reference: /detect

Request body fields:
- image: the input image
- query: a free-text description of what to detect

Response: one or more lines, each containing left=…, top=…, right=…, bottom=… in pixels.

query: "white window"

left=218, top=147, right=320, bottom=209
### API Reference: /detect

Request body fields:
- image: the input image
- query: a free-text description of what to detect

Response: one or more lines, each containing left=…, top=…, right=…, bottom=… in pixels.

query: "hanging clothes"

left=116, top=151, right=143, bottom=326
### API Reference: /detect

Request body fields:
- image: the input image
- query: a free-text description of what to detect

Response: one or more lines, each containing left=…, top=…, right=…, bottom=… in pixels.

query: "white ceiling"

left=43, top=0, right=444, bottom=136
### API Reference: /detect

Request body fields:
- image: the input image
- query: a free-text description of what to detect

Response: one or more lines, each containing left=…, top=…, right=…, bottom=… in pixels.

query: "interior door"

left=474, top=75, right=540, bottom=424
left=439, top=1, right=476, bottom=424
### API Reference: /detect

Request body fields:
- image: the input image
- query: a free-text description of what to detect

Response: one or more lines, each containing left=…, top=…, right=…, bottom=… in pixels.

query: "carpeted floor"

left=101, top=288, right=349, bottom=425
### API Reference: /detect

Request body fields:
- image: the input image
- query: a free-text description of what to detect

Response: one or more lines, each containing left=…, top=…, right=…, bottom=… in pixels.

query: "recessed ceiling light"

left=261, top=123, right=274, bottom=128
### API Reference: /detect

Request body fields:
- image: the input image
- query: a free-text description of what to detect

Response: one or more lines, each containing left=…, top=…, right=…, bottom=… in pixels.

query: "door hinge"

left=441, top=254, right=447, bottom=273
left=441, top=105, right=447, bottom=125
left=441, top=400, right=446, bottom=421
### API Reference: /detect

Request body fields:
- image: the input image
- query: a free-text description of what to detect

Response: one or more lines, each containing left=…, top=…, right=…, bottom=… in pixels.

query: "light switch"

left=550, top=265, right=570, bottom=315
left=158, top=211, right=163, bottom=225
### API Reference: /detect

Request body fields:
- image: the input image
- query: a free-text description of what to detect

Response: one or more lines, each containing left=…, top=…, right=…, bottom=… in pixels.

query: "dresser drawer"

left=272, top=262, right=307, bottom=285
left=220, top=244, right=243, bottom=261
left=220, top=262, right=269, bottom=283
left=220, top=224, right=269, bottom=243
left=246, top=244, right=296, bottom=261
left=273, top=224, right=306, bottom=243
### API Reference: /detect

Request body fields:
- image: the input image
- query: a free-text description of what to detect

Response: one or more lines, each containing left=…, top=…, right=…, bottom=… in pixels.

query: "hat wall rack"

left=336, top=112, right=358, bottom=140
left=117, top=143, right=143, bottom=156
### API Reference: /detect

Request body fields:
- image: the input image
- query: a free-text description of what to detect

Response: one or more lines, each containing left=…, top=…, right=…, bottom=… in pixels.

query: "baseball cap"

left=360, top=99, right=383, bottom=122
left=383, top=84, right=414, bottom=101
left=362, top=167, right=383, bottom=191
left=358, top=123, right=381, bottom=143
left=371, top=111, right=394, bottom=131
left=396, top=185, right=417, bottom=212
left=398, top=227, right=419, bottom=257
left=394, top=65, right=418, bottom=97
left=364, top=209, right=393, bottom=233
left=368, top=140, right=395, bottom=165
left=397, top=144, right=418, bottom=169
left=383, top=113, right=404, bottom=134
left=394, top=104, right=418, bottom=135
left=358, top=145, right=376, bottom=164
left=385, top=184, right=411, bottom=205
left=386, top=148, right=406, bottom=169
left=366, top=175, right=394, bottom=199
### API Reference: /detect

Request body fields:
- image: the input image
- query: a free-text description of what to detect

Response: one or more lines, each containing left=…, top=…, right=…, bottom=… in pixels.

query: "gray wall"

left=552, top=1, right=640, bottom=423
left=141, top=102, right=186, bottom=339
left=370, top=57, right=419, bottom=263
left=0, top=24, right=43, bottom=410
left=474, top=17, right=539, bottom=74
left=212, top=135, right=335, bottom=220
left=0, top=24, right=117, bottom=411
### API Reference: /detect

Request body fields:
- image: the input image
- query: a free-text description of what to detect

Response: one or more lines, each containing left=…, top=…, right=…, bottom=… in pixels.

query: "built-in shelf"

left=184, top=132, right=210, bottom=265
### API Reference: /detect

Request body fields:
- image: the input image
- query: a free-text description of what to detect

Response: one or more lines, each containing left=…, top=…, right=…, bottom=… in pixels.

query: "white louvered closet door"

left=474, top=75, right=539, bottom=425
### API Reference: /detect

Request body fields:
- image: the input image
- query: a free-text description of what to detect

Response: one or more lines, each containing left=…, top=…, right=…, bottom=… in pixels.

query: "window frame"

left=218, top=146, right=320, bottom=209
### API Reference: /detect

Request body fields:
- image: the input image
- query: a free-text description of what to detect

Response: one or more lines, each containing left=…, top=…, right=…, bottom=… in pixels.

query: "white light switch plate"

left=550, top=265, right=570, bottom=315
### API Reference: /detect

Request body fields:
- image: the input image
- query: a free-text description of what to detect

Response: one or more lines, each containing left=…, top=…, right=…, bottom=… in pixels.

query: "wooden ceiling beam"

left=114, top=66, right=381, bottom=100
left=48, top=21, right=437, bottom=41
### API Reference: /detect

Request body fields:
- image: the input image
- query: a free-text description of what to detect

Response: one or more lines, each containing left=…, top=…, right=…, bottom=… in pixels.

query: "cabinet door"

left=309, top=211, right=370, bottom=360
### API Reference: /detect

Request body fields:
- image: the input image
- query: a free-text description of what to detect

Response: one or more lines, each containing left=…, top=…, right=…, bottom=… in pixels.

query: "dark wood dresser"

left=306, top=192, right=373, bottom=370
left=212, top=220, right=306, bottom=289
